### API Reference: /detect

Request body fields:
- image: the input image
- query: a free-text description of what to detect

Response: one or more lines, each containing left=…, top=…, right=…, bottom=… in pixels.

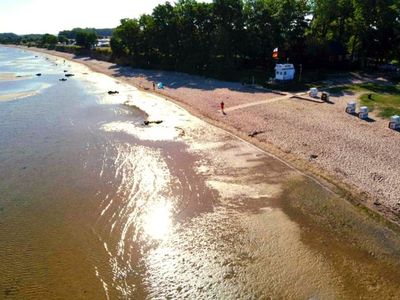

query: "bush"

left=94, top=47, right=112, bottom=56
left=55, top=45, right=82, bottom=54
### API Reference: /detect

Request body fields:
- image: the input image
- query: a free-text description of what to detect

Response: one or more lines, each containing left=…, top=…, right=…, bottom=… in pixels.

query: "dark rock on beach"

left=144, top=120, right=163, bottom=126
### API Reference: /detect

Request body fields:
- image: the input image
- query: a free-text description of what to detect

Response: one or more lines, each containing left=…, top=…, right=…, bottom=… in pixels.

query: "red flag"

left=272, top=47, right=278, bottom=59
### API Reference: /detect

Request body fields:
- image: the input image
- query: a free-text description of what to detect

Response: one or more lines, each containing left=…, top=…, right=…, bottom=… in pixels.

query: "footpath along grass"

left=328, top=83, right=400, bottom=118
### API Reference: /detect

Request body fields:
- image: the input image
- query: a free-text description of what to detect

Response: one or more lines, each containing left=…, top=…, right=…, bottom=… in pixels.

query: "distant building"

left=96, top=37, right=110, bottom=47
left=275, top=64, right=295, bottom=81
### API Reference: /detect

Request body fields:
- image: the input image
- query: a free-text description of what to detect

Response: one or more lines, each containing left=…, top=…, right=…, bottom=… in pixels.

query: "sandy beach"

left=13, top=46, right=400, bottom=226
left=3, top=45, right=400, bottom=299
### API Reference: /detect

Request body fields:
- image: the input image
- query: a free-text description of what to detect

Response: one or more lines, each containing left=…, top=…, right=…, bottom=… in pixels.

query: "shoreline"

left=6, top=45, right=400, bottom=229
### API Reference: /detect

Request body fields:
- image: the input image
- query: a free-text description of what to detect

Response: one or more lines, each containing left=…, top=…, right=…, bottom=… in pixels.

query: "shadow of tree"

left=357, top=82, right=400, bottom=94
left=326, top=86, right=356, bottom=97
left=291, top=95, right=324, bottom=104
left=105, top=63, right=281, bottom=94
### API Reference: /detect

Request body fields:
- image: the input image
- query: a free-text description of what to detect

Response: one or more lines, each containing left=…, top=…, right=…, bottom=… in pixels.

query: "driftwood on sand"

left=108, top=91, right=119, bottom=95
left=144, top=120, right=163, bottom=126
left=248, top=131, right=264, bottom=137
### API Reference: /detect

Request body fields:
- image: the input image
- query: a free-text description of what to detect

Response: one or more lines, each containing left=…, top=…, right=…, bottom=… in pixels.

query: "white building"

left=275, top=64, right=295, bottom=81
left=97, top=38, right=110, bottom=47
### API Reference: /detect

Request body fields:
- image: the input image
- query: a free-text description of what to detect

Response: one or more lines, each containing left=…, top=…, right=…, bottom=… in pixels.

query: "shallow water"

left=1, top=46, right=400, bottom=299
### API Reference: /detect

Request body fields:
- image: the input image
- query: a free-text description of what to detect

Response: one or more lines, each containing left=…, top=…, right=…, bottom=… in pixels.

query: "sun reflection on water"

left=142, top=198, right=173, bottom=240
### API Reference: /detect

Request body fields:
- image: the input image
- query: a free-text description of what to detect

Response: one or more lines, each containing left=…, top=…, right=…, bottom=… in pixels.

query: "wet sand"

left=2, top=46, right=400, bottom=299
left=0, top=90, right=37, bottom=102
left=119, top=84, right=400, bottom=299
left=0, top=73, right=19, bottom=81
left=0, top=73, right=32, bottom=81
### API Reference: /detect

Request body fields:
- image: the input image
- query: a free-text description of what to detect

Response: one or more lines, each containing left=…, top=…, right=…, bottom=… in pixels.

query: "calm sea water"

left=0, top=46, right=151, bottom=298
left=1, top=46, right=400, bottom=299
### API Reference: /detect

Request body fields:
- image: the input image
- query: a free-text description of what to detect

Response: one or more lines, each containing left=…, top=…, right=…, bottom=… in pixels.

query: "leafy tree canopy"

left=75, top=29, right=98, bottom=49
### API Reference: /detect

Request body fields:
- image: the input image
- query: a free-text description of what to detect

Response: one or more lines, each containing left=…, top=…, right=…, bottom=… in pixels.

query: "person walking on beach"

left=220, top=101, right=225, bottom=115
left=152, top=82, right=156, bottom=90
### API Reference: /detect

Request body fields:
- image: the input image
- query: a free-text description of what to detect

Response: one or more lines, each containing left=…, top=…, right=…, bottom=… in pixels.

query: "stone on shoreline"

left=144, top=120, right=163, bottom=126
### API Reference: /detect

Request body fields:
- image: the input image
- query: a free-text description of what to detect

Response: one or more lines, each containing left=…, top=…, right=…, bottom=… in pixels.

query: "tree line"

left=110, top=0, right=400, bottom=77
left=0, top=28, right=111, bottom=50
left=1, top=0, right=399, bottom=79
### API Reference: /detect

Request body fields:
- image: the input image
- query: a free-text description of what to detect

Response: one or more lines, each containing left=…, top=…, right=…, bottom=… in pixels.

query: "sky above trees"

left=0, top=0, right=211, bottom=34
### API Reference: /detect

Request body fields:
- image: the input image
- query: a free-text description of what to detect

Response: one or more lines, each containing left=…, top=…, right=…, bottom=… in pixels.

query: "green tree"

left=40, top=33, right=58, bottom=47
left=308, top=0, right=400, bottom=67
left=109, top=0, right=400, bottom=76
left=138, top=14, right=157, bottom=65
left=152, top=2, right=179, bottom=68
left=57, top=35, right=68, bottom=44
left=75, top=29, right=97, bottom=49
left=212, top=0, right=245, bottom=69
left=244, top=0, right=275, bottom=67
left=173, top=0, right=214, bottom=72
left=0, top=33, right=21, bottom=44
left=114, top=19, right=141, bottom=56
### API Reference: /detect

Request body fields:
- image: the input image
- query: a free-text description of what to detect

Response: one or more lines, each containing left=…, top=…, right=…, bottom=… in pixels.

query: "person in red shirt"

left=220, top=101, right=225, bottom=115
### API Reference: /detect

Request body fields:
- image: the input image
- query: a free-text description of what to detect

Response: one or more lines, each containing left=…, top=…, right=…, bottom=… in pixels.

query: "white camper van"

left=275, top=64, right=295, bottom=81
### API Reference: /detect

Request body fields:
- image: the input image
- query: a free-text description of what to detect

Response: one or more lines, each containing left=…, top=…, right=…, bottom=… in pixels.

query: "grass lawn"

left=360, top=93, right=400, bottom=118
left=328, top=83, right=400, bottom=119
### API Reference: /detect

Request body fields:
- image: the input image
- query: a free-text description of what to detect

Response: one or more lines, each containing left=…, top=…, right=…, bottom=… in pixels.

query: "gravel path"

left=19, top=47, right=400, bottom=224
